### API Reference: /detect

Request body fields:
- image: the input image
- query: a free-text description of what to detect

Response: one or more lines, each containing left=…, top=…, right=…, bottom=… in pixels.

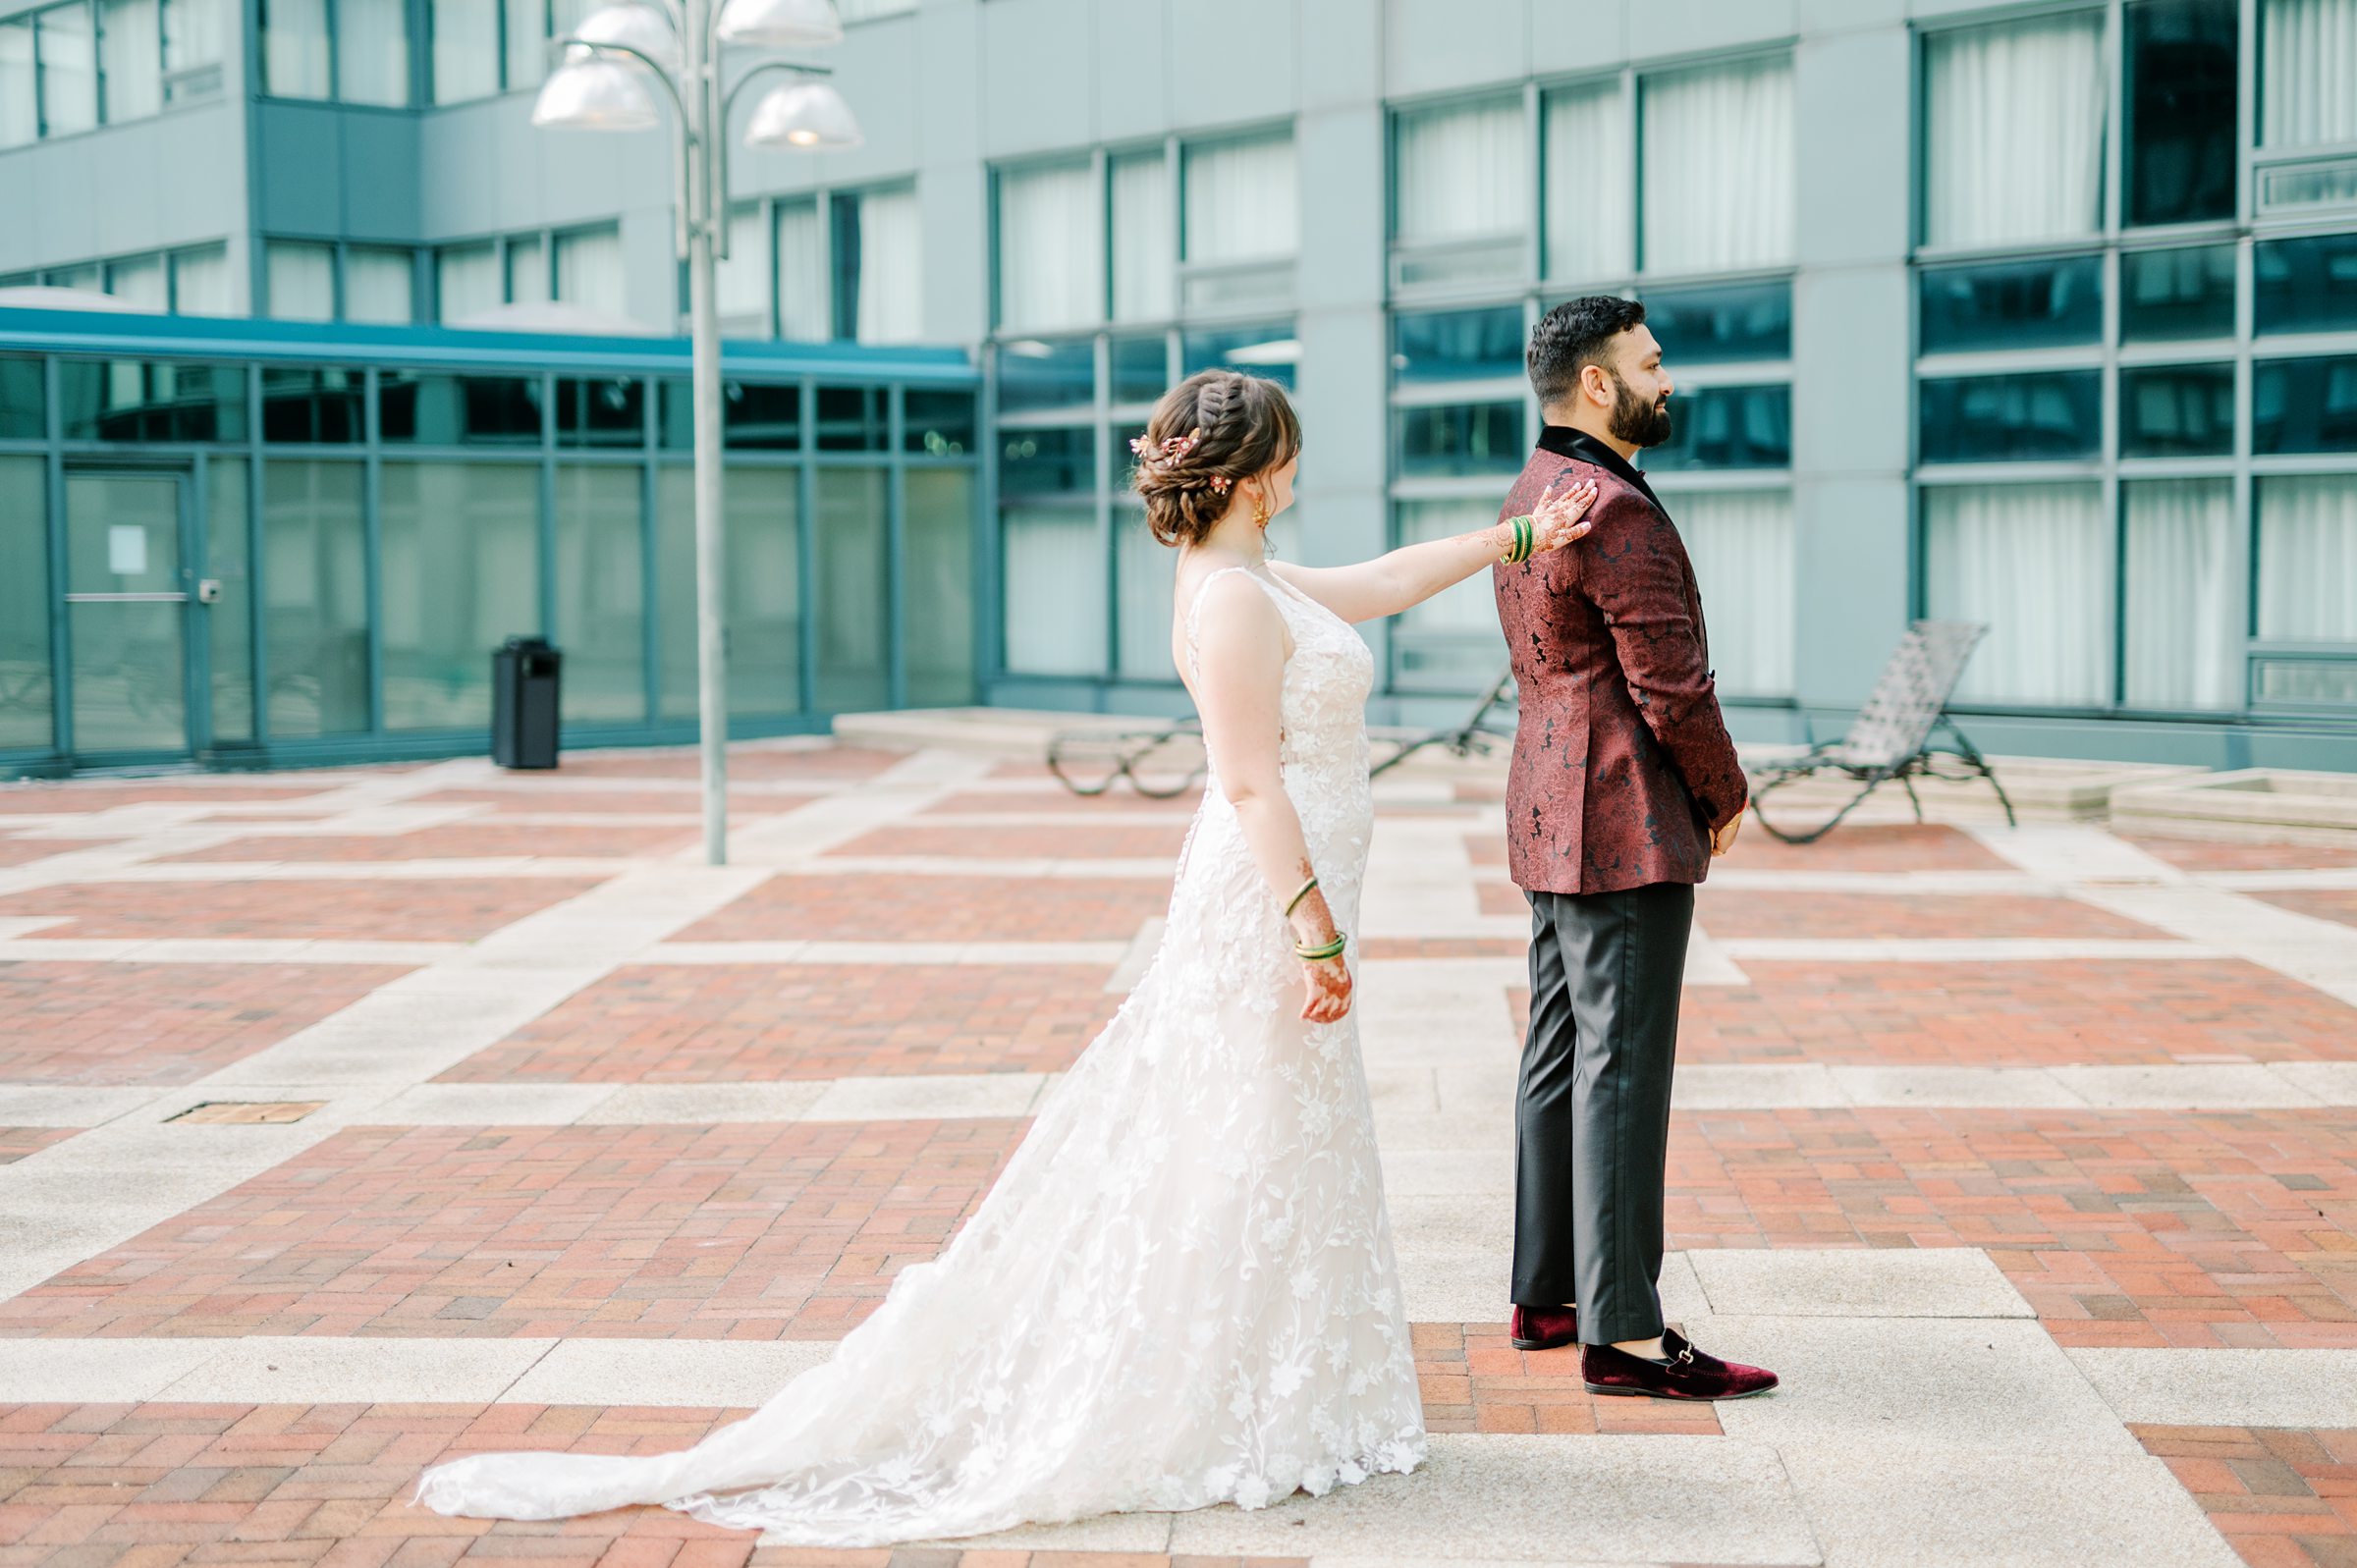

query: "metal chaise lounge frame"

left=1747, top=618, right=2016, bottom=844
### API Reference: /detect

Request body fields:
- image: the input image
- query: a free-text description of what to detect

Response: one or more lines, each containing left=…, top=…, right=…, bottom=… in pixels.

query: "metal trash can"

left=492, top=635, right=562, bottom=769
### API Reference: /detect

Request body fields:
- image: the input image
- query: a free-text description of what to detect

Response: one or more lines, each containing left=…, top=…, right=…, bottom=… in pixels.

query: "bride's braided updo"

left=1128, top=369, right=1301, bottom=548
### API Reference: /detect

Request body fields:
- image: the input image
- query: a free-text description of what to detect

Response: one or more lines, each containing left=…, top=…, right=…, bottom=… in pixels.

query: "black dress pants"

left=1509, top=880, right=1694, bottom=1345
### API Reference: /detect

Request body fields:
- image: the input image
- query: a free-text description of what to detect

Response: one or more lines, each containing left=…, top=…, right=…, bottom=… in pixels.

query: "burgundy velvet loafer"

left=1582, top=1326, right=1779, bottom=1400
left=1509, top=1304, right=1577, bottom=1351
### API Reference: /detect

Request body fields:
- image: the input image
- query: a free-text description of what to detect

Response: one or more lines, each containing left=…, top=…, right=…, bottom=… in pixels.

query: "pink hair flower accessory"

left=1128, top=428, right=1203, bottom=463
left=1207, top=474, right=1233, bottom=493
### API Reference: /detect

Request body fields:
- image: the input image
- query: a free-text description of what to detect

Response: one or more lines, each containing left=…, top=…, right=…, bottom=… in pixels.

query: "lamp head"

left=531, top=57, right=664, bottom=130
left=716, top=0, right=843, bottom=46
left=745, top=79, right=863, bottom=150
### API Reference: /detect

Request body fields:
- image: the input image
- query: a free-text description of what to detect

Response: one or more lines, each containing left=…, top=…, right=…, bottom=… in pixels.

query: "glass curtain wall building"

left=1, top=0, right=2352, bottom=772
left=0, top=312, right=978, bottom=774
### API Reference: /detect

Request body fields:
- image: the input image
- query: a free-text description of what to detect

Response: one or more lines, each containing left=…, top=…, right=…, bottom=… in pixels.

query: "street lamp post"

left=532, top=0, right=861, bottom=866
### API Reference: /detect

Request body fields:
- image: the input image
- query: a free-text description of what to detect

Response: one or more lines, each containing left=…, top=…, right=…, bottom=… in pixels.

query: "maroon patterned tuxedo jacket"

left=1491, top=426, right=1748, bottom=895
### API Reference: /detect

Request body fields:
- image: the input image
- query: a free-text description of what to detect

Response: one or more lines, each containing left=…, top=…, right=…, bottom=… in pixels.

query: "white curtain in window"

left=265, top=241, right=336, bottom=321
left=346, top=246, right=413, bottom=323
left=2258, top=474, right=2357, bottom=641
left=436, top=241, right=500, bottom=321
left=2125, top=479, right=2239, bottom=710
left=2262, top=0, right=2357, bottom=146
left=39, top=5, right=98, bottom=133
left=1544, top=80, right=1631, bottom=284
left=999, top=160, right=1098, bottom=333
left=1116, top=510, right=1176, bottom=679
left=1676, top=489, right=1794, bottom=698
left=1396, top=97, right=1530, bottom=245
left=774, top=198, right=827, bottom=340
left=105, top=252, right=167, bottom=309
left=505, top=233, right=548, bottom=304
left=854, top=185, right=922, bottom=343
left=1110, top=149, right=1174, bottom=322
left=336, top=0, right=409, bottom=104
left=716, top=204, right=769, bottom=336
left=1926, top=15, right=2106, bottom=247
left=162, top=0, right=224, bottom=72
left=262, top=0, right=327, bottom=95
left=1184, top=135, right=1299, bottom=262
left=1003, top=509, right=1106, bottom=676
left=170, top=243, right=229, bottom=313
left=1641, top=57, right=1793, bottom=273
left=503, top=0, right=544, bottom=88
left=431, top=0, right=498, bottom=101
left=1924, top=483, right=2111, bottom=706
left=554, top=226, right=625, bottom=317
left=99, top=0, right=162, bottom=121
left=0, top=22, right=34, bottom=147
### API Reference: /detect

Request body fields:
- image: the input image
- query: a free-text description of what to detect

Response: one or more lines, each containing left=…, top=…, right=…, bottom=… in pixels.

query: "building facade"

left=3, top=0, right=2354, bottom=774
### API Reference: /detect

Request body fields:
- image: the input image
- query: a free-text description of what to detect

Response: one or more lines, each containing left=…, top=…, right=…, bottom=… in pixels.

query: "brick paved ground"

left=159, top=826, right=703, bottom=863
left=2, top=741, right=2355, bottom=1567
left=441, top=966, right=1119, bottom=1083
left=1666, top=1107, right=2357, bottom=1350
left=0, top=1118, right=1027, bottom=1341
left=0, top=963, right=419, bottom=1086
left=0, top=879, right=603, bottom=944
left=1507, top=959, right=2357, bottom=1066
left=676, top=876, right=1173, bottom=945
left=2135, top=1426, right=2357, bottom=1568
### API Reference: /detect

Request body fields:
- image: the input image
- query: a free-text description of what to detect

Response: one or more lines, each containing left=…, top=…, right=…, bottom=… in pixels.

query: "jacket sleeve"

left=1575, top=488, right=1749, bottom=829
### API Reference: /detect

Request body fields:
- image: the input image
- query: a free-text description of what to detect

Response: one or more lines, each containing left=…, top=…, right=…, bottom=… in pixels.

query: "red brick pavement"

left=0, top=1128, right=75, bottom=1165
left=0, top=962, right=417, bottom=1086
left=678, top=876, right=1171, bottom=945
left=1668, top=1106, right=2357, bottom=1350
left=2252, top=890, right=2357, bottom=934
left=2127, top=837, right=2357, bottom=873
left=1505, top=959, right=2357, bottom=1067
left=821, top=824, right=1192, bottom=861
left=2136, top=1425, right=2357, bottom=1568
left=159, top=826, right=700, bottom=864
left=1412, top=1323, right=1721, bottom=1436
left=1693, top=888, right=2167, bottom=940
left=440, top=964, right=1118, bottom=1083
left=0, top=879, right=604, bottom=944
left=0, top=785, right=336, bottom=814
left=921, top=790, right=1205, bottom=817
left=0, top=838, right=107, bottom=868
left=409, top=789, right=798, bottom=817
left=554, top=747, right=912, bottom=781
left=0, top=1119, right=1028, bottom=1341
left=1463, top=823, right=2023, bottom=873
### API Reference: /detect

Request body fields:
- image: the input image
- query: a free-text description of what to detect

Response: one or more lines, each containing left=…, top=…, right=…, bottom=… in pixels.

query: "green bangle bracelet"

left=1293, top=934, right=1347, bottom=962
left=1284, top=876, right=1319, bottom=918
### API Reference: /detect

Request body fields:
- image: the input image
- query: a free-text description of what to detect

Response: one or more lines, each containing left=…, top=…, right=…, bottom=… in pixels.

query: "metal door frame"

left=58, top=460, right=206, bottom=768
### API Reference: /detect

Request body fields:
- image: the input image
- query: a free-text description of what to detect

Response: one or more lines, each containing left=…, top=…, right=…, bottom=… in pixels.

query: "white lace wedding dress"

left=412, top=562, right=1426, bottom=1545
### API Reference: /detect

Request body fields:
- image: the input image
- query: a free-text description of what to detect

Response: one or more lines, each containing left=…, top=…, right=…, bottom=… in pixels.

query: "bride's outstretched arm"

left=1269, top=477, right=1597, bottom=624
left=1190, top=571, right=1354, bottom=1025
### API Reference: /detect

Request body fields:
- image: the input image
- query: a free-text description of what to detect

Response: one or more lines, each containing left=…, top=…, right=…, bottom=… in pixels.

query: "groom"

left=1489, top=297, right=1778, bottom=1400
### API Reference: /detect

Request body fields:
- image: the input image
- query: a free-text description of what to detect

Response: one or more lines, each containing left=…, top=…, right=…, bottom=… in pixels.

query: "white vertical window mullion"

left=997, top=160, right=1099, bottom=333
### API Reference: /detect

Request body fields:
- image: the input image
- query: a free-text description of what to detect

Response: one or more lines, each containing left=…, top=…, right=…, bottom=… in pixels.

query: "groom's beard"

left=1607, top=372, right=1672, bottom=449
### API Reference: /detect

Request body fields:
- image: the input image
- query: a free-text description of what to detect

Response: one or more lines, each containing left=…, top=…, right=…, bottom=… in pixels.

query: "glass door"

left=65, top=469, right=194, bottom=760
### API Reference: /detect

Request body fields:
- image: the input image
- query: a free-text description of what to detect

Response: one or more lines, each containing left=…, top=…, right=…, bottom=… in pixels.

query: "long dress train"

left=411, top=561, right=1426, bottom=1545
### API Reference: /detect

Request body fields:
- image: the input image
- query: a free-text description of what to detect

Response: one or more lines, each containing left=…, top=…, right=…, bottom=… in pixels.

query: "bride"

left=412, top=368, right=1597, bottom=1545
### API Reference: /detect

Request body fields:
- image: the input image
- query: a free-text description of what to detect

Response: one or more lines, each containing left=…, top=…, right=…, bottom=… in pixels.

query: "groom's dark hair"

left=1527, top=296, right=1648, bottom=409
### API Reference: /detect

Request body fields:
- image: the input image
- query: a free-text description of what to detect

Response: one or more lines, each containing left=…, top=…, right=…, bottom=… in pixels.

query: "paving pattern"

left=0, top=740, right=2353, bottom=1568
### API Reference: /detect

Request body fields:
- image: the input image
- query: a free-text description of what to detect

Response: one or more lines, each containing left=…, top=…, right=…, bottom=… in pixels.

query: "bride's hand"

left=1302, top=952, right=1352, bottom=1024
left=1528, top=476, right=1601, bottom=554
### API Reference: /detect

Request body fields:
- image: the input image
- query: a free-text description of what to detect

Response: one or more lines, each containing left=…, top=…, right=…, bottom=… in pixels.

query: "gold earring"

left=1251, top=488, right=1271, bottom=528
